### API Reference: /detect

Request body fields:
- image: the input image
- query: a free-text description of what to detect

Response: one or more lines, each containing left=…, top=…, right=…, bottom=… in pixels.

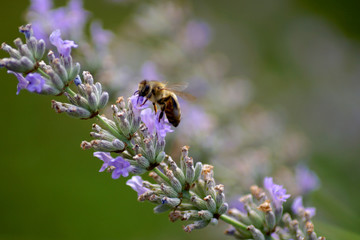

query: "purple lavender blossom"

left=140, top=108, right=173, bottom=140
left=110, top=156, right=132, bottom=179
left=130, top=94, right=152, bottom=118
left=126, top=176, right=149, bottom=196
left=93, top=152, right=113, bottom=172
left=90, top=21, right=113, bottom=50
left=93, top=152, right=132, bottom=179
left=264, top=177, right=291, bottom=209
left=292, top=196, right=316, bottom=218
left=49, top=29, right=78, bottom=57
left=7, top=71, right=45, bottom=94
left=296, top=165, right=320, bottom=194
left=228, top=196, right=246, bottom=214
left=30, top=0, right=53, bottom=14
left=7, top=71, right=29, bottom=95
left=141, top=61, right=162, bottom=81
left=185, top=20, right=212, bottom=50
left=26, top=73, right=46, bottom=93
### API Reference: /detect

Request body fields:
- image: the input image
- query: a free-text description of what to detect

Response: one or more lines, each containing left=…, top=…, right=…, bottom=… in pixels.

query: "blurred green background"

left=1, top=0, right=360, bottom=239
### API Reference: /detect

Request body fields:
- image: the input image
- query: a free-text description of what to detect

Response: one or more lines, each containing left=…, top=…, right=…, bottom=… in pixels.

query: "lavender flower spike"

left=263, top=177, right=290, bottom=210
left=49, top=29, right=78, bottom=57
left=126, top=176, right=149, bottom=196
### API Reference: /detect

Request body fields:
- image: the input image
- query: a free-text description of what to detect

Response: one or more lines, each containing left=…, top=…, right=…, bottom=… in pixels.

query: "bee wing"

left=170, top=90, right=197, bottom=102
left=164, top=82, right=189, bottom=92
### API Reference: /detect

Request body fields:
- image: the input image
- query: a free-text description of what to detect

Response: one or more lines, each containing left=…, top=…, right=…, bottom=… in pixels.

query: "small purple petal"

left=263, top=177, right=291, bottom=210
left=292, top=196, right=316, bottom=218
left=141, top=108, right=156, bottom=134
left=49, top=29, right=78, bottom=57
left=25, top=73, right=45, bottom=93
left=130, top=94, right=151, bottom=118
left=155, top=111, right=173, bottom=140
left=110, top=156, right=132, bottom=179
left=126, top=176, right=149, bottom=196
left=93, top=152, right=113, bottom=172
left=7, top=70, right=29, bottom=95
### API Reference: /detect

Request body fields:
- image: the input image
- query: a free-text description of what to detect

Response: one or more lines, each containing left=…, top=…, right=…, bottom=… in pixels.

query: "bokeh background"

left=1, top=0, right=360, bottom=239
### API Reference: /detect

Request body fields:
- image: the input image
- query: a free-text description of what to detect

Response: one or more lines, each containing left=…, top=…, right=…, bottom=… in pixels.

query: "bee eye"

left=144, top=85, right=150, bottom=92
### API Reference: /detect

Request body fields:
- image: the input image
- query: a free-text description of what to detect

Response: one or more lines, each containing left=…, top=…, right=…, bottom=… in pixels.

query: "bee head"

left=138, top=80, right=150, bottom=97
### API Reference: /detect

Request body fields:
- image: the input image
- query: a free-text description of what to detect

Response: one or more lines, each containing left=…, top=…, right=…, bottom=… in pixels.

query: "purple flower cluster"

left=8, top=71, right=45, bottom=95
left=295, top=165, right=320, bottom=195
left=50, top=29, right=78, bottom=57
left=264, top=177, right=291, bottom=210
left=292, top=196, right=316, bottom=218
left=130, top=94, right=173, bottom=141
left=93, top=152, right=133, bottom=179
left=126, top=176, right=149, bottom=196
left=28, top=0, right=89, bottom=42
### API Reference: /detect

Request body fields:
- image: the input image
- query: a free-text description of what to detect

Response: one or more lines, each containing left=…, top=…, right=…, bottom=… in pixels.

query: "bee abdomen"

left=165, top=96, right=181, bottom=127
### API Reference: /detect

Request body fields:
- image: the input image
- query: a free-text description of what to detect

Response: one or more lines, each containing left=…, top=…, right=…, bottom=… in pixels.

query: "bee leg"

left=159, top=105, right=166, bottom=122
left=153, top=103, right=157, bottom=113
left=140, top=98, right=148, bottom=106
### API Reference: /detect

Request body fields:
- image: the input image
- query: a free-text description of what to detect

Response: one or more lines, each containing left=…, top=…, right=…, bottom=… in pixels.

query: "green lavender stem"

left=220, top=214, right=248, bottom=232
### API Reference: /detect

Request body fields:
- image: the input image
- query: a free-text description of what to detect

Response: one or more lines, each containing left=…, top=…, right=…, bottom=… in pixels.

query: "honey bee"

left=136, top=80, right=195, bottom=127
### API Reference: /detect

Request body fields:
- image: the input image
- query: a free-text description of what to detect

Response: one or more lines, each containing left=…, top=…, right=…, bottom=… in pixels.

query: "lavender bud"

left=155, top=151, right=166, bottom=164
left=70, top=62, right=81, bottom=80
left=74, top=75, right=82, bottom=86
left=180, top=146, right=189, bottom=170
left=112, top=139, right=125, bottom=150
left=98, top=92, right=109, bottom=109
left=46, top=69, right=64, bottom=90
left=20, top=56, right=35, bottom=71
left=183, top=220, right=209, bottom=232
left=217, top=202, right=228, bottom=215
left=35, top=39, right=46, bottom=60
left=53, top=58, right=68, bottom=82
left=204, top=195, right=217, bottom=213
left=1, top=43, right=21, bottom=59
left=166, top=170, right=182, bottom=193
left=88, top=92, right=98, bottom=111
left=90, top=140, right=119, bottom=152
left=190, top=194, right=207, bottom=210
left=19, top=44, right=34, bottom=62
left=83, top=71, right=94, bottom=85
left=182, top=210, right=200, bottom=220
left=215, top=184, right=225, bottom=207
left=275, top=205, right=283, bottom=223
left=160, top=183, right=178, bottom=198
left=51, top=100, right=91, bottom=119
left=198, top=210, right=213, bottom=220
left=205, top=179, right=217, bottom=200
left=155, top=139, right=165, bottom=155
left=154, top=204, right=172, bottom=214
left=245, top=206, right=263, bottom=229
left=265, top=210, right=276, bottom=232
left=194, top=162, right=202, bottom=181
left=169, top=210, right=182, bottom=222
left=13, top=38, right=23, bottom=49
left=19, top=24, right=33, bottom=39
left=26, top=37, right=37, bottom=57
left=62, top=56, right=72, bottom=72
left=41, top=84, right=61, bottom=95
left=228, top=208, right=252, bottom=225
left=185, top=157, right=195, bottom=183
left=161, top=197, right=181, bottom=207
left=80, top=141, right=92, bottom=150
left=247, top=225, right=265, bottom=240
left=167, top=156, right=186, bottom=185
left=130, top=166, right=147, bottom=175
left=149, top=172, right=166, bottom=185
left=134, top=154, right=149, bottom=169
left=74, top=94, right=90, bottom=109
left=143, top=138, right=155, bottom=163
left=210, top=218, right=218, bottom=225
